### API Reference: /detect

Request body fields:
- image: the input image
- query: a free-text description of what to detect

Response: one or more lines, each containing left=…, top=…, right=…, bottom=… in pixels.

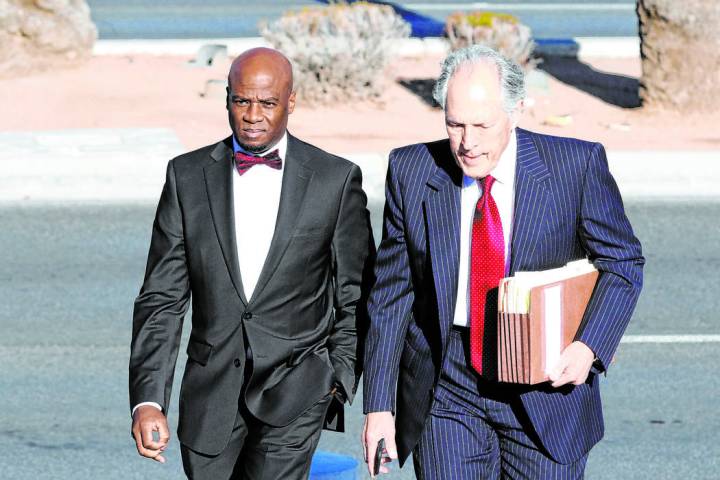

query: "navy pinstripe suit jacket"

left=363, top=128, right=644, bottom=465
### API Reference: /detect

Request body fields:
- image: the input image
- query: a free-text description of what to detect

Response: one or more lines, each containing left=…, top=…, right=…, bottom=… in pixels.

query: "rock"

left=637, top=0, right=720, bottom=113
left=200, top=78, right=228, bottom=99
left=0, top=0, right=97, bottom=77
left=187, top=44, right=228, bottom=68
left=605, top=122, right=632, bottom=132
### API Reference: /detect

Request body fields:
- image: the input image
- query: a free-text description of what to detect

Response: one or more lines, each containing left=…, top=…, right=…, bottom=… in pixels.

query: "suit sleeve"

left=129, top=160, right=191, bottom=413
left=329, top=164, right=374, bottom=405
left=575, top=143, right=645, bottom=372
left=363, top=153, right=415, bottom=413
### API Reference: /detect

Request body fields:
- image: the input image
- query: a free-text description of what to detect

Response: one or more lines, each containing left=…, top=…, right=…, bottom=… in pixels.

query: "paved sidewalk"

left=1, top=128, right=718, bottom=203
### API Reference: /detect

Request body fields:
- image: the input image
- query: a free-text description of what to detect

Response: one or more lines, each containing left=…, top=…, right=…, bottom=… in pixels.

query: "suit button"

left=242, top=312, right=253, bottom=320
left=234, top=358, right=241, bottom=368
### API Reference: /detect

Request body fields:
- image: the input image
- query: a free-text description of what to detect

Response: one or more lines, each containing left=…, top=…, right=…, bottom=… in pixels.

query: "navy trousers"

left=413, top=328, right=588, bottom=480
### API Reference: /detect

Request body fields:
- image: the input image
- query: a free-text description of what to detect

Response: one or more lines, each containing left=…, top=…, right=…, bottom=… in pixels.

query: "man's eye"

left=234, top=99, right=249, bottom=105
left=262, top=101, right=277, bottom=108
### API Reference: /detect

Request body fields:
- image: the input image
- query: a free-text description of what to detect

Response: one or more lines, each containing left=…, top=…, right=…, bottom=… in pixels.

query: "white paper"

left=499, top=259, right=595, bottom=314
left=544, top=285, right=562, bottom=375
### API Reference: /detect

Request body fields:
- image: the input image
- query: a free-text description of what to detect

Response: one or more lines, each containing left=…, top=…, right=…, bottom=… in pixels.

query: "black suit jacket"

left=129, top=134, right=373, bottom=455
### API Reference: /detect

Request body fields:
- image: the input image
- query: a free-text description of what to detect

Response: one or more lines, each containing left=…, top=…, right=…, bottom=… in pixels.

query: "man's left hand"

left=548, top=341, right=595, bottom=388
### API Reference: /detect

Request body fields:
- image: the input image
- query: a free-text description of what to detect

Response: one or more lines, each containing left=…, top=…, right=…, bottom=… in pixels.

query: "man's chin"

left=236, top=139, right=270, bottom=154
left=458, top=159, right=493, bottom=179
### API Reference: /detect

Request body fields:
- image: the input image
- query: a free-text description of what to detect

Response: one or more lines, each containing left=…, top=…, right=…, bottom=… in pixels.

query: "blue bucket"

left=309, top=451, right=359, bottom=480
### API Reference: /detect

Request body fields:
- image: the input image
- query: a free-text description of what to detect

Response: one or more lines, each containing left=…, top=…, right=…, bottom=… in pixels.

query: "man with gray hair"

left=362, top=45, right=643, bottom=478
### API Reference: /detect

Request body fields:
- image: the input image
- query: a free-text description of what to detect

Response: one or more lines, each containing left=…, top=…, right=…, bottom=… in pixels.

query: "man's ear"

left=287, top=90, right=297, bottom=114
left=511, top=99, right=525, bottom=128
left=226, top=87, right=231, bottom=111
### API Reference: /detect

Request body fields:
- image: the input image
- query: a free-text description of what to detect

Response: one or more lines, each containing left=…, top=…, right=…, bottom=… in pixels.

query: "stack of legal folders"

left=497, top=259, right=599, bottom=384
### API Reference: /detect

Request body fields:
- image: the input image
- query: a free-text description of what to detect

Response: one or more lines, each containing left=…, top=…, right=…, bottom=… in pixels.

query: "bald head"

left=226, top=48, right=296, bottom=153
left=228, top=48, right=294, bottom=96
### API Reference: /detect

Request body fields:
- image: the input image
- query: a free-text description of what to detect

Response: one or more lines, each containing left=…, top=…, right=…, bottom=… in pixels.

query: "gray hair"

left=432, top=45, right=526, bottom=114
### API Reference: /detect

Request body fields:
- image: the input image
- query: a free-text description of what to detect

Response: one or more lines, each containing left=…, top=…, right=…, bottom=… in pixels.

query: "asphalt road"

left=87, top=0, right=326, bottom=39
left=0, top=197, right=718, bottom=479
left=86, top=0, right=638, bottom=39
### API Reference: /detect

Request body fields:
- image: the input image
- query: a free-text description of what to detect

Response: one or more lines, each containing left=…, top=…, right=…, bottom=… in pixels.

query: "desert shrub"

left=260, top=2, right=410, bottom=104
left=445, top=11, right=536, bottom=70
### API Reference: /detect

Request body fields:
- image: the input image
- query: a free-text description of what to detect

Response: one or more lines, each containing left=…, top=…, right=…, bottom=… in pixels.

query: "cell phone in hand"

left=374, top=437, right=389, bottom=476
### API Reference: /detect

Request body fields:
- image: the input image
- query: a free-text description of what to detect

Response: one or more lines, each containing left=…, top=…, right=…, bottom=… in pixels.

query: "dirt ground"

left=2, top=53, right=719, bottom=154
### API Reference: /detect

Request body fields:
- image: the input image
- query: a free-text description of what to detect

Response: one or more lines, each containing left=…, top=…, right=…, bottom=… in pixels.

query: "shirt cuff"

left=132, top=402, right=163, bottom=417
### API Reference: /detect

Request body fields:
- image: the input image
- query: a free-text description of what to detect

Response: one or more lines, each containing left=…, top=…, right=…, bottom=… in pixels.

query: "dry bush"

left=0, top=0, right=97, bottom=77
left=445, top=11, right=536, bottom=70
left=260, top=2, right=410, bottom=104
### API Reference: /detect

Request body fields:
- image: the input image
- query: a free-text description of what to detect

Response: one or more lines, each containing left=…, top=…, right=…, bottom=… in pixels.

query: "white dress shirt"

left=132, top=133, right=287, bottom=416
left=453, top=129, right=517, bottom=327
left=232, top=133, right=287, bottom=300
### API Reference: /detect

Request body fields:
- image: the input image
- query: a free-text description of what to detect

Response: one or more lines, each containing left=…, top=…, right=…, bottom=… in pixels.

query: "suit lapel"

left=425, top=151, right=461, bottom=343
left=249, top=134, right=313, bottom=304
left=509, top=128, right=551, bottom=274
left=204, top=137, right=248, bottom=305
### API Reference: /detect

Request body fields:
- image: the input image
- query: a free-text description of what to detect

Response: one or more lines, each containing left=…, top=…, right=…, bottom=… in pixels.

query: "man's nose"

left=461, top=127, right=479, bottom=151
left=243, top=102, right=262, bottom=123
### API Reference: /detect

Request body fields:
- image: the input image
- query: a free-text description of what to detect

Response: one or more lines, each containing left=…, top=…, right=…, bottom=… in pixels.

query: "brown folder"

left=497, top=269, right=599, bottom=384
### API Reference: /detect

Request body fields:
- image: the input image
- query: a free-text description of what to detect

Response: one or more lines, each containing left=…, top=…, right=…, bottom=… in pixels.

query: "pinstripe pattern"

left=414, top=331, right=588, bottom=480
left=363, top=128, right=644, bottom=467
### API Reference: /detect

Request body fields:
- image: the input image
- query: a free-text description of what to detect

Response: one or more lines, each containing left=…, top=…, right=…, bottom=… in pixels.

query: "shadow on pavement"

left=398, top=78, right=440, bottom=109
left=537, top=56, right=641, bottom=108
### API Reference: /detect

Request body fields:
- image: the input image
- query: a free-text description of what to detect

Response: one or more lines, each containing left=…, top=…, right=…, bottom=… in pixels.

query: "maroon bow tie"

left=234, top=150, right=282, bottom=176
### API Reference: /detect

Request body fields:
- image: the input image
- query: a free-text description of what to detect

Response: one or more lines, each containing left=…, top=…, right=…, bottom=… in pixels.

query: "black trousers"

left=181, top=392, right=333, bottom=480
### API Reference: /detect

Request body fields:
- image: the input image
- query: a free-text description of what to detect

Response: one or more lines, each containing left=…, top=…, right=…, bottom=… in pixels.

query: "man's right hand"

left=362, top=411, right=398, bottom=477
left=131, top=405, right=170, bottom=463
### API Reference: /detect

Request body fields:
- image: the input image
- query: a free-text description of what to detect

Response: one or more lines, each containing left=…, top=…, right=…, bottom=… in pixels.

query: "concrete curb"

left=92, top=37, right=450, bottom=57
left=93, top=38, right=270, bottom=56
left=1, top=129, right=717, bottom=203
left=92, top=37, right=640, bottom=59
left=574, top=37, right=640, bottom=59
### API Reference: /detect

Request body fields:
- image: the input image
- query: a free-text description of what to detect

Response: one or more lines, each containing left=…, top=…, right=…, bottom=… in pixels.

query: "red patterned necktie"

left=234, top=149, right=282, bottom=176
left=469, top=175, right=505, bottom=375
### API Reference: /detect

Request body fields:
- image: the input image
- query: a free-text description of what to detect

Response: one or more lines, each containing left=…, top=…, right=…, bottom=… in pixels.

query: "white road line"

left=621, top=335, right=720, bottom=344
left=403, top=3, right=635, bottom=12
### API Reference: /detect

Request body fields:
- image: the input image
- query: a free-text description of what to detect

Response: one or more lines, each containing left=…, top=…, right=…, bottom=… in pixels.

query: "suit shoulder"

left=521, top=128, right=601, bottom=155
left=290, top=135, right=357, bottom=175
left=169, top=139, right=227, bottom=173
left=388, top=139, right=449, bottom=174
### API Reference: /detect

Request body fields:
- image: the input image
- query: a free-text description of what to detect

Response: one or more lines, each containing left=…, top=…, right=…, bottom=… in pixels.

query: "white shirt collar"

left=232, top=131, right=288, bottom=164
left=462, top=128, right=517, bottom=189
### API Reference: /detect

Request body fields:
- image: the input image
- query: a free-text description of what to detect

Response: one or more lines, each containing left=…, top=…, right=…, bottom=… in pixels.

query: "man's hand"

left=131, top=405, right=170, bottom=463
left=548, top=341, right=596, bottom=388
left=362, top=411, right=398, bottom=477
